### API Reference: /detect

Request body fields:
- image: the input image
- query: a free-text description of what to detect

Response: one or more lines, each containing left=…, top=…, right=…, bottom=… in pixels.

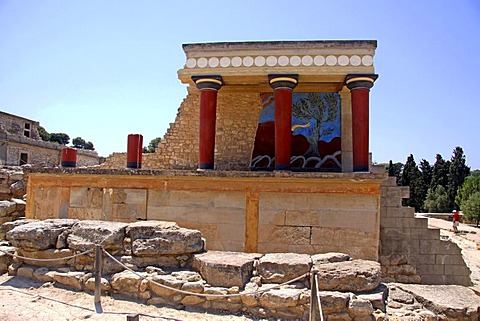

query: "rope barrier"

left=102, top=248, right=309, bottom=299
left=0, top=247, right=95, bottom=262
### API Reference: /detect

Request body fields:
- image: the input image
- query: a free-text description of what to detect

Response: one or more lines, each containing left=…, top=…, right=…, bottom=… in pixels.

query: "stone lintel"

left=178, top=40, right=377, bottom=90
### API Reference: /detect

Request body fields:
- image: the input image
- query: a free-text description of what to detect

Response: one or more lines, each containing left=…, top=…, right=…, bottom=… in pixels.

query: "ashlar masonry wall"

left=379, top=177, right=471, bottom=286
left=25, top=169, right=384, bottom=261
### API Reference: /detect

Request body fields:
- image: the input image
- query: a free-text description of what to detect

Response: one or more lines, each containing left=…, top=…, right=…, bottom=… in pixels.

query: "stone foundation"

left=2, top=218, right=479, bottom=320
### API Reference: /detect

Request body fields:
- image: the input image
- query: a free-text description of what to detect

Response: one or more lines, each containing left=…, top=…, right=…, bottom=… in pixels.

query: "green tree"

left=455, top=176, right=480, bottom=208
left=430, top=154, right=449, bottom=190
left=387, top=160, right=403, bottom=183
left=37, top=126, right=50, bottom=141
left=84, top=141, right=94, bottom=150
left=424, top=185, right=450, bottom=213
left=49, top=133, right=70, bottom=145
left=448, top=147, right=470, bottom=210
left=72, top=137, right=86, bottom=148
left=469, top=169, right=480, bottom=177
left=461, top=191, right=480, bottom=226
left=418, top=159, right=433, bottom=212
left=72, top=137, right=94, bottom=150
left=144, top=137, right=162, bottom=153
left=399, top=154, right=423, bottom=211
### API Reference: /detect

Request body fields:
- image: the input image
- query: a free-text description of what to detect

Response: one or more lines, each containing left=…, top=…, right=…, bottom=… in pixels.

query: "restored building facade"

left=25, top=41, right=471, bottom=286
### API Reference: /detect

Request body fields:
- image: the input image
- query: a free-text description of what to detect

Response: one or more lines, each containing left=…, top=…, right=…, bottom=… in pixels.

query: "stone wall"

left=2, top=135, right=101, bottom=167
left=379, top=177, right=471, bottom=286
left=25, top=169, right=384, bottom=261
left=2, top=219, right=480, bottom=320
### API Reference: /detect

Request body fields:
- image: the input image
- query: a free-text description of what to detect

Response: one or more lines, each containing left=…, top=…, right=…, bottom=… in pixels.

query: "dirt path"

left=0, top=274, right=256, bottom=321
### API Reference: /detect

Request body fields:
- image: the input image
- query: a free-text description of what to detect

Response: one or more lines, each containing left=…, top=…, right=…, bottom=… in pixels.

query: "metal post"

left=309, top=272, right=316, bottom=321
left=94, top=244, right=102, bottom=304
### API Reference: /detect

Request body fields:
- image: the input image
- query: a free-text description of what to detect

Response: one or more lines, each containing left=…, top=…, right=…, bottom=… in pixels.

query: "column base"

left=198, top=163, right=214, bottom=170
left=275, top=164, right=291, bottom=171
left=353, top=165, right=369, bottom=172
left=127, top=162, right=142, bottom=169
left=61, top=161, right=77, bottom=168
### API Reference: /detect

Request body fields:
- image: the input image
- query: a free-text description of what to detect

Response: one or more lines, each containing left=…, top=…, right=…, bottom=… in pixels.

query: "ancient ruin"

left=1, top=40, right=479, bottom=319
left=0, top=111, right=102, bottom=167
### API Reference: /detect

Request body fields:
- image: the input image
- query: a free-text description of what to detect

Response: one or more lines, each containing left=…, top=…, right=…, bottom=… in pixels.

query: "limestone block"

left=17, top=266, right=34, bottom=278
left=51, top=271, right=86, bottom=291
left=348, top=298, right=374, bottom=317
left=127, top=221, right=203, bottom=255
left=0, top=219, right=37, bottom=240
left=357, top=283, right=388, bottom=312
left=397, top=284, right=480, bottom=320
left=435, top=254, right=467, bottom=266
left=84, top=277, right=111, bottom=292
left=67, top=220, right=128, bottom=252
left=7, top=219, right=78, bottom=250
left=444, top=264, right=471, bottom=277
left=212, top=192, right=245, bottom=209
left=419, top=239, right=461, bottom=256
left=181, top=281, right=204, bottom=293
left=33, top=267, right=55, bottom=282
left=317, top=291, right=350, bottom=315
left=416, top=264, right=444, bottom=276
left=312, top=253, right=351, bottom=265
left=258, top=210, right=285, bottom=225
left=121, top=255, right=180, bottom=269
left=262, top=226, right=310, bottom=245
left=110, top=270, right=146, bottom=293
left=310, top=227, right=335, bottom=245
left=258, top=288, right=302, bottom=309
left=259, top=192, right=308, bottom=211
left=11, top=198, right=26, bottom=212
left=148, top=274, right=183, bottom=297
left=147, top=206, right=187, bottom=222
left=113, top=203, right=146, bottom=222
left=257, top=253, right=311, bottom=284
left=314, top=260, right=381, bottom=292
left=216, top=223, right=245, bottom=242
left=181, top=295, right=205, bottom=306
left=192, top=251, right=260, bottom=288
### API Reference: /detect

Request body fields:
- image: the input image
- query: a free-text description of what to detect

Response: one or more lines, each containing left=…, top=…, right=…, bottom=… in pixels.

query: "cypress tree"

left=399, top=154, right=423, bottom=211
left=448, top=147, right=470, bottom=210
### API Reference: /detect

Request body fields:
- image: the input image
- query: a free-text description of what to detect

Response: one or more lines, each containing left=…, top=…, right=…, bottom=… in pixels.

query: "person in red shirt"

left=452, top=210, right=460, bottom=233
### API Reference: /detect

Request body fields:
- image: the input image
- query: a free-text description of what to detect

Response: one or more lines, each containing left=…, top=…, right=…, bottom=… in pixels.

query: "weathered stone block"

left=110, top=270, right=146, bottom=293
left=51, top=271, right=86, bottom=291
left=312, top=253, right=351, bottom=265
left=127, top=220, right=204, bottom=255
left=258, top=288, right=302, bottom=309
left=7, top=219, right=78, bottom=250
left=257, top=253, right=311, bottom=284
left=67, top=220, right=128, bottom=252
left=318, top=291, right=350, bottom=314
left=314, top=260, right=381, bottom=292
left=193, top=251, right=260, bottom=288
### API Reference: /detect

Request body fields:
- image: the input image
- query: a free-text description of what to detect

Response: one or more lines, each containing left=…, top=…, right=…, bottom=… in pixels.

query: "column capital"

left=345, top=74, right=378, bottom=91
left=192, top=75, right=223, bottom=91
left=268, top=74, right=298, bottom=90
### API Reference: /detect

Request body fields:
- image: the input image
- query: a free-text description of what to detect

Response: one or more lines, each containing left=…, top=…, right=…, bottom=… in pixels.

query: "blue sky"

left=1, top=1, right=479, bottom=169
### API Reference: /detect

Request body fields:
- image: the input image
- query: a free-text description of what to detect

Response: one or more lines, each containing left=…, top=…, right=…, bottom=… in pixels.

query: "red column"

left=61, top=147, right=77, bottom=167
left=345, top=74, right=378, bottom=172
left=127, top=134, right=143, bottom=169
left=192, top=76, right=223, bottom=170
left=269, top=75, right=298, bottom=170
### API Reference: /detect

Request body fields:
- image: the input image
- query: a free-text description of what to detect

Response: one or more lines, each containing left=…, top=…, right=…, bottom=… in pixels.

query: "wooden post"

left=94, top=244, right=102, bottom=304
left=309, top=272, right=316, bottom=321
left=127, top=314, right=139, bottom=321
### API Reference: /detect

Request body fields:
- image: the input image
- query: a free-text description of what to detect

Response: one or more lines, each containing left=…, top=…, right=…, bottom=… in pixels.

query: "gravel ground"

left=0, top=274, right=256, bottom=321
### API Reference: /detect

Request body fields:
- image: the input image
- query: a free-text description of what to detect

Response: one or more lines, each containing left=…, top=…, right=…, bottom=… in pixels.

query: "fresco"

left=251, top=92, right=341, bottom=170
